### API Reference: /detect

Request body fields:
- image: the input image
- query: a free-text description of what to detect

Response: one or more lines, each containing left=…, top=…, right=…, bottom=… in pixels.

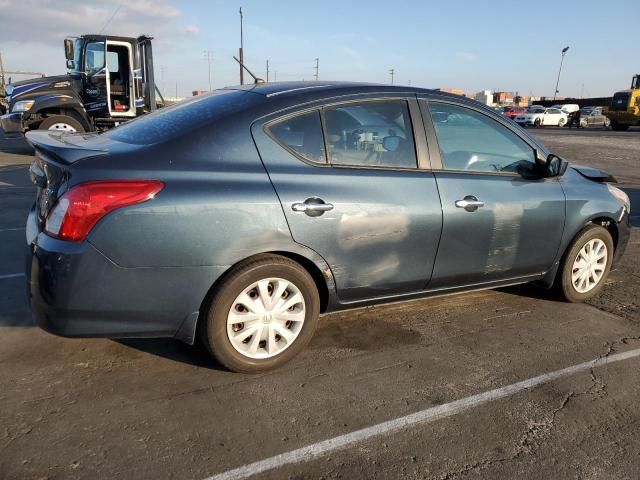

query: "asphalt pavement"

left=0, top=127, right=638, bottom=480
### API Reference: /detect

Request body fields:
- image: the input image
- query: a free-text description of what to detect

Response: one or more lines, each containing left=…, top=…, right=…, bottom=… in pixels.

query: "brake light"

left=45, top=180, right=164, bottom=241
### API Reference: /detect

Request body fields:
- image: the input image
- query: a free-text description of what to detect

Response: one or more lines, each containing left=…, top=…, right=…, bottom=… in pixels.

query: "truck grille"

left=610, top=92, right=631, bottom=111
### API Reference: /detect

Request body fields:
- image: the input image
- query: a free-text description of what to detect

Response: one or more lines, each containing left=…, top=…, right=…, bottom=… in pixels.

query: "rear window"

left=101, top=89, right=258, bottom=145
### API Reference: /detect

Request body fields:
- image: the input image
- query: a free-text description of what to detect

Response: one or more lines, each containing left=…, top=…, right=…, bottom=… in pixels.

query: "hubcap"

left=571, top=239, right=607, bottom=293
left=226, top=277, right=305, bottom=359
left=47, top=123, right=77, bottom=133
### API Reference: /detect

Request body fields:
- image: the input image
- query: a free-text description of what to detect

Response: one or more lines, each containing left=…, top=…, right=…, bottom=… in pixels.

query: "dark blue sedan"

left=25, top=82, right=632, bottom=372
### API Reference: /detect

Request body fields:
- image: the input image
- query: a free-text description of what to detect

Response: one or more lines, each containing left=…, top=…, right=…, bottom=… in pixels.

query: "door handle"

left=455, top=196, right=484, bottom=212
left=292, top=198, right=334, bottom=217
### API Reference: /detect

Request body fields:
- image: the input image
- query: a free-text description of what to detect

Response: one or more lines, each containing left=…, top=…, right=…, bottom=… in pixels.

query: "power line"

left=99, top=3, right=122, bottom=34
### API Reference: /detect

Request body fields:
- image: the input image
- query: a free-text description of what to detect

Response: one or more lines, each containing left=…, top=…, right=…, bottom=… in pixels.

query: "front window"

left=84, top=41, right=105, bottom=74
left=429, top=102, right=536, bottom=174
left=70, top=39, right=83, bottom=71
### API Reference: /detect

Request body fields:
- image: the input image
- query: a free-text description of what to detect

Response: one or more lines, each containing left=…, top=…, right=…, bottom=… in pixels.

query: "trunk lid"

left=25, top=131, right=109, bottom=231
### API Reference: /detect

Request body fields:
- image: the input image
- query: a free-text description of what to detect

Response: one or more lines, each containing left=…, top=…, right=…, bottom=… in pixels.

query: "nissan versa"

left=25, top=82, right=631, bottom=373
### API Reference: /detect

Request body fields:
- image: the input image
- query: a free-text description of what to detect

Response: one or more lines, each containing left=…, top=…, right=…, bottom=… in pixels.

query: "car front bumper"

left=26, top=207, right=227, bottom=344
left=0, top=112, right=24, bottom=137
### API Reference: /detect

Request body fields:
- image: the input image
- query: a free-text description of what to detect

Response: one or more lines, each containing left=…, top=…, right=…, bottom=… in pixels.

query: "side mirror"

left=382, top=135, right=401, bottom=152
left=546, top=154, right=569, bottom=177
left=64, top=38, right=74, bottom=61
left=66, top=59, right=74, bottom=70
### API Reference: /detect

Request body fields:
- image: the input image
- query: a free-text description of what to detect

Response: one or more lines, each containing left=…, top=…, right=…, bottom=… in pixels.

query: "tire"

left=200, top=254, right=320, bottom=373
left=558, top=118, right=566, bottom=127
left=610, top=121, right=629, bottom=132
left=558, top=225, right=614, bottom=303
left=39, top=115, right=85, bottom=133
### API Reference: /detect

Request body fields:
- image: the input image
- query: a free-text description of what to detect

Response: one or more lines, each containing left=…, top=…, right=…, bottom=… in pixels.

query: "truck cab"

left=1, top=34, right=158, bottom=137
left=605, top=74, right=640, bottom=131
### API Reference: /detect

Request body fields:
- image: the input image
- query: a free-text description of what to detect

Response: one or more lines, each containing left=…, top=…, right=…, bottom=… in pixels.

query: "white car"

left=514, top=108, right=568, bottom=127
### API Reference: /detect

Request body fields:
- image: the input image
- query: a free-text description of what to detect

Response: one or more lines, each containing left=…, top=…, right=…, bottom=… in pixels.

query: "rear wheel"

left=610, top=121, right=629, bottom=132
left=558, top=118, right=566, bottom=127
left=558, top=225, right=613, bottom=302
left=39, top=115, right=85, bottom=133
left=200, top=255, right=320, bottom=373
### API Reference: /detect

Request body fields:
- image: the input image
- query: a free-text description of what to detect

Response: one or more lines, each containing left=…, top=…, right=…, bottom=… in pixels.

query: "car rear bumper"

left=0, top=112, right=24, bottom=137
left=26, top=208, right=228, bottom=344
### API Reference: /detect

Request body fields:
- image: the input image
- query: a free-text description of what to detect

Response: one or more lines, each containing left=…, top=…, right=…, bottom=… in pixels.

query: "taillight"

left=45, top=180, right=164, bottom=242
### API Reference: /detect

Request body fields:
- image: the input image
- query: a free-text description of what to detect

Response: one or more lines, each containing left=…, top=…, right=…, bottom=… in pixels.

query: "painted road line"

left=0, top=227, right=26, bottom=232
left=0, top=273, right=25, bottom=280
left=205, top=348, right=640, bottom=480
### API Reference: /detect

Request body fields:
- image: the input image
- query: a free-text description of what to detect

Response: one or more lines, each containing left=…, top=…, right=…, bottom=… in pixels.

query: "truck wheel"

left=200, top=254, right=320, bottom=373
left=557, top=225, right=613, bottom=303
left=39, top=115, right=85, bottom=133
left=610, top=121, right=629, bottom=132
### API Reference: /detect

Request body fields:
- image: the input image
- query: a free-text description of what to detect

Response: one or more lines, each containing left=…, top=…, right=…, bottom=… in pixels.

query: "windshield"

left=632, top=75, right=640, bottom=89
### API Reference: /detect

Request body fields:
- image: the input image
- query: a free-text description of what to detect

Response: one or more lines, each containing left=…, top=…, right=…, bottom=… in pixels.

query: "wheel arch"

left=182, top=249, right=336, bottom=346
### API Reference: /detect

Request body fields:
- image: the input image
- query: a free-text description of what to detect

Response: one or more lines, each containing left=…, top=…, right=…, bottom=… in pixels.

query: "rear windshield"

left=101, top=89, right=259, bottom=145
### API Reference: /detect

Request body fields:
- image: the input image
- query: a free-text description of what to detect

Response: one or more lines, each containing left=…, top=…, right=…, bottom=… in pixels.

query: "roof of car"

left=224, top=81, right=447, bottom=100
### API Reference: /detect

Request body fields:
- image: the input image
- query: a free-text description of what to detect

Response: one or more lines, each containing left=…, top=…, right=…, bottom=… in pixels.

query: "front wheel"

left=39, top=115, right=85, bottom=133
left=558, top=225, right=613, bottom=302
left=200, top=255, right=320, bottom=373
left=558, top=118, right=566, bottom=127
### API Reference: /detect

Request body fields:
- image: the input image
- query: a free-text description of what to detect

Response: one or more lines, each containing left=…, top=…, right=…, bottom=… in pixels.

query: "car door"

left=419, top=99, right=566, bottom=288
left=253, top=97, right=443, bottom=302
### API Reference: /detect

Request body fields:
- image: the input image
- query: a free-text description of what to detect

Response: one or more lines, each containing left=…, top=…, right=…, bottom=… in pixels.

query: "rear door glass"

left=267, top=111, right=326, bottom=164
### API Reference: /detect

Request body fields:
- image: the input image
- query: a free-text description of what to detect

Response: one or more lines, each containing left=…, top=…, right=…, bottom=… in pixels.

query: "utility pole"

left=266, top=59, right=269, bottom=82
left=203, top=50, right=213, bottom=91
left=160, top=65, right=167, bottom=95
left=274, top=71, right=277, bottom=82
left=239, top=7, right=244, bottom=85
left=389, top=68, right=394, bottom=85
left=175, top=81, right=178, bottom=99
left=314, top=58, right=319, bottom=81
left=553, top=46, right=569, bottom=100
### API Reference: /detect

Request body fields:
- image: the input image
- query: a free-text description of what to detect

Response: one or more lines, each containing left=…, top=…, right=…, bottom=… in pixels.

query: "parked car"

left=501, top=106, right=527, bottom=119
left=25, top=82, right=631, bottom=373
left=579, top=107, right=611, bottom=128
left=551, top=103, right=580, bottom=115
left=514, top=108, right=568, bottom=127
left=527, top=105, right=546, bottom=114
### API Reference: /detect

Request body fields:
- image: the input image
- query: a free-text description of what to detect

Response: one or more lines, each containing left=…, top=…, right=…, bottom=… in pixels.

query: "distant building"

left=192, top=90, right=208, bottom=96
left=493, top=91, right=515, bottom=106
left=474, top=90, right=494, bottom=106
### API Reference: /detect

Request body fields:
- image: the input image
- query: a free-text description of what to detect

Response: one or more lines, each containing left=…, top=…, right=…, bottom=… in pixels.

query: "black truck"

left=0, top=34, right=159, bottom=136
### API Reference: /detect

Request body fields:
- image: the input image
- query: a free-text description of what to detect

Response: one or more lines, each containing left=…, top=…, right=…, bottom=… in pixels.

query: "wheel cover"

left=47, top=122, right=77, bottom=133
left=571, top=239, right=608, bottom=293
left=226, top=277, right=306, bottom=359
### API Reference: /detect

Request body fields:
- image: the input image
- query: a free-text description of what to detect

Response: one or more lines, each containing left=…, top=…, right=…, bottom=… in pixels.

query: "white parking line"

left=204, top=348, right=640, bottom=480
left=0, top=273, right=24, bottom=280
left=0, top=227, right=25, bottom=232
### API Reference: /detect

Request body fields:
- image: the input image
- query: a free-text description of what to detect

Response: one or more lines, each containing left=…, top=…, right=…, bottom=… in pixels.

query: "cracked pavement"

left=0, top=129, right=639, bottom=479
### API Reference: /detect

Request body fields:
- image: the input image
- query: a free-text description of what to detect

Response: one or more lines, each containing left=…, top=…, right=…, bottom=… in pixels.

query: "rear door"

left=420, top=99, right=565, bottom=288
left=253, top=96, right=443, bottom=302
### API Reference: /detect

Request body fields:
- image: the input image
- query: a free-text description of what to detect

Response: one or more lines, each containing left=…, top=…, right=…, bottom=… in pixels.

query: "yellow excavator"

left=605, top=74, right=640, bottom=131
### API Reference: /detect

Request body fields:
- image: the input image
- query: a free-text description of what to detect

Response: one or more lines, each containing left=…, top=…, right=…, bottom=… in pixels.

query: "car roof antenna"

left=233, top=56, right=265, bottom=85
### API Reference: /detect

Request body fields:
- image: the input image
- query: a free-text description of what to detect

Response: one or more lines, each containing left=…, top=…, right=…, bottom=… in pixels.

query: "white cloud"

left=185, top=25, right=200, bottom=34
left=456, top=51, right=478, bottom=62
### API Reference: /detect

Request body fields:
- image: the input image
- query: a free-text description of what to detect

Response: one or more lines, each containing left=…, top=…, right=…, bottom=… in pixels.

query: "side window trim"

left=421, top=98, right=541, bottom=175
left=320, top=98, right=419, bottom=170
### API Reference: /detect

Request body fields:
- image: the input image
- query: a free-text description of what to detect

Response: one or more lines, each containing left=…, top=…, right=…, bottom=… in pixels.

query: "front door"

left=82, top=40, right=109, bottom=117
left=253, top=98, right=443, bottom=302
left=421, top=100, right=566, bottom=288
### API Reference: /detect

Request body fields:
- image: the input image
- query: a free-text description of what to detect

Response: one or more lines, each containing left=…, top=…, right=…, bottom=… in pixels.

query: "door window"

left=323, top=101, right=417, bottom=168
left=429, top=103, right=536, bottom=174
left=268, top=111, right=326, bottom=164
left=85, top=41, right=105, bottom=74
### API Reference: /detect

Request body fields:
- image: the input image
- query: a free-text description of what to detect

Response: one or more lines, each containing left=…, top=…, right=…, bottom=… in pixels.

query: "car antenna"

left=233, top=56, right=265, bottom=85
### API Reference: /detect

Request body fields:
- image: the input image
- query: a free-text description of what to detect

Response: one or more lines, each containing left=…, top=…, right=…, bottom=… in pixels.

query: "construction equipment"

left=1, top=34, right=160, bottom=136
left=604, top=74, right=640, bottom=131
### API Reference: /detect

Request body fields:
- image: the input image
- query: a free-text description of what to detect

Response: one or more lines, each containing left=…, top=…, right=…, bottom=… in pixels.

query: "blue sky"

left=1, top=0, right=637, bottom=98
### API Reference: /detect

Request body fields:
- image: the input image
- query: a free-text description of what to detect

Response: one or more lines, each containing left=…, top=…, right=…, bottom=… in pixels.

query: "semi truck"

left=0, top=34, right=160, bottom=136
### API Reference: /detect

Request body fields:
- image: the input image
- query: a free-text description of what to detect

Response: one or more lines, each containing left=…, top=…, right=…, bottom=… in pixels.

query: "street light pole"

left=553, top=46, right=569, bottom=100
left=239, top=7, right=244, bottom=85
